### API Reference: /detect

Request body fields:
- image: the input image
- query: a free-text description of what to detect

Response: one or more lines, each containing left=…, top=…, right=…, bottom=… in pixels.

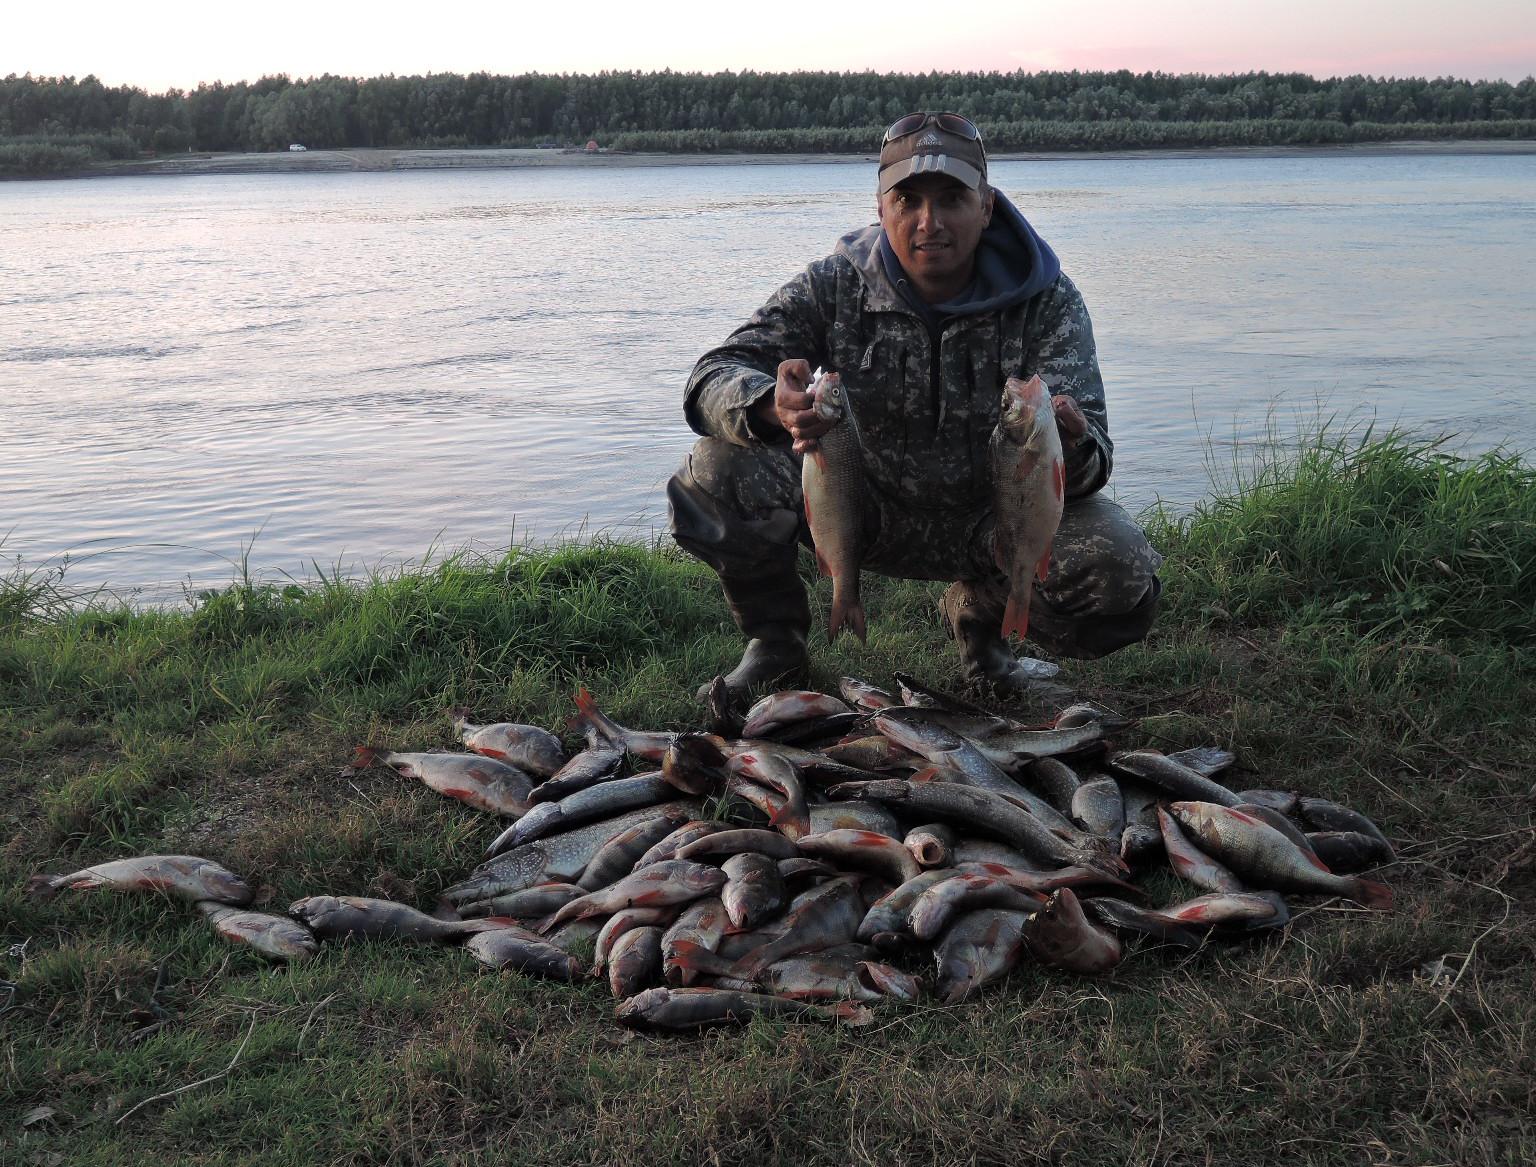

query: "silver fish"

left=351, top=747, right=535, bottom=817
left=28, top=855, right=252, bottom=906
left=801, top=369, right=868, bottom=641
left=196, top=901, right=318, bottom=961
left=449, top=708, right=567, bottom=778
left=989, top=374, right=1065, bottom=641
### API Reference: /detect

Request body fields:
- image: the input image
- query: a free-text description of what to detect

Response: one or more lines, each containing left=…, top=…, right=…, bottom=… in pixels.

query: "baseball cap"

left=877, top=112, right=987, bottom=195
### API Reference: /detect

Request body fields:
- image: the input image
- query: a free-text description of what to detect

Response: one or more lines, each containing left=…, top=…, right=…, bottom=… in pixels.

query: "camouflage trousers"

left=667, top=436, right=1164, bottom=660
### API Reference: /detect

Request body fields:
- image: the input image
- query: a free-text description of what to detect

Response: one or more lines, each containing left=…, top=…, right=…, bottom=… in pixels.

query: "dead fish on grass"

left=351, top=747, right=535, bottom=817
left=28, top=855, right=252, bottom=906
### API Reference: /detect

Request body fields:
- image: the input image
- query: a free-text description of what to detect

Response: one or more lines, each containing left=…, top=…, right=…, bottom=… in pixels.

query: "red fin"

left=350, top=746, right=379, bottom=770
left=1001, top=592, right=1030, bottom=640
left=814, top=548, right=832, bottom=578
left=1052, top=457, right=1065, bottom=501
left=574, top=686, right=595, bottom=716
left=849, top=605, right=867, bottom=644
left=911, top=766, right=941, bottom=783
left=1035, top=544, right=1052, bottom=584
left=1351, top=879, right=1394, bottom=911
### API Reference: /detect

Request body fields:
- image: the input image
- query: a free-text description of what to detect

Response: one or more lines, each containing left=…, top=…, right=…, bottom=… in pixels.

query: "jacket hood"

left=836, top=190, right=1061, bottom=319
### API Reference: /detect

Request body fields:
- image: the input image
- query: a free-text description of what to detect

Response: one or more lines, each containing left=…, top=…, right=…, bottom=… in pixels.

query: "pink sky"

left=7, top=0, right=1532, bottom=91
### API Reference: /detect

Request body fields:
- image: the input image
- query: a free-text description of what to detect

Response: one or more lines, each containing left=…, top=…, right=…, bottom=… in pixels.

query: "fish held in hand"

left=989, top=375, right=1065, bottom=641
left=352, top=747, right=535, bottom=817
left=28, top=855, right=253, bottom=906
left=801, top=369, right=868, bottom=642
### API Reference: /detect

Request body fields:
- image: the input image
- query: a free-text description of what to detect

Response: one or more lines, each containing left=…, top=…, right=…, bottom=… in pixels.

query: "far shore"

left=34, top=138, right=1536, bottom=180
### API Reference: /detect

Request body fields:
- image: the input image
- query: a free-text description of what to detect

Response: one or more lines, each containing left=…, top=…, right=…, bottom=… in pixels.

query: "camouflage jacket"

left=684, top=208, right=1113, bottom=510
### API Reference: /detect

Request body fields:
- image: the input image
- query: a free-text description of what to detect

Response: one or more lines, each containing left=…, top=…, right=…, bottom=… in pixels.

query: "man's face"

left=877, top=174, right=995, bottom=303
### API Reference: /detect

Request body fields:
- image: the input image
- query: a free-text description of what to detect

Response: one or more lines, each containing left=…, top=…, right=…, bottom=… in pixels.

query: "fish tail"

left=831, top=1001, right=875, bottom=1026
left=668, top=939, right=736, bottom=978
left=1350, top=878, right=1394, bottom=911
left=1001, top=591, right=1031, bottom=640
left=350, top=745, right=381, bottom=770
left=1035, top=544, right=1052, bottom=584
left=25, top=874, right=61, bottom=900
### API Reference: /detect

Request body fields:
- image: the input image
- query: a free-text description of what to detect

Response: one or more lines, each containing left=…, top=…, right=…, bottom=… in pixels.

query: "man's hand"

left=755, top=358, right=837, bottom=454
left=1052, top=394, right=1088, bottom=448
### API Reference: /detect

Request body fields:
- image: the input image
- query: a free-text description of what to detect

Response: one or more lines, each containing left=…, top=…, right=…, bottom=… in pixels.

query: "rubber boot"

left=698, top=574, right=811, bottom=704
left=938, top=581, right=1072, bottom=703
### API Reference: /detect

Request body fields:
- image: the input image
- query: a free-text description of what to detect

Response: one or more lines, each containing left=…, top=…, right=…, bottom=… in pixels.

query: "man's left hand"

left=1052, top=395, right=1087, bottom=447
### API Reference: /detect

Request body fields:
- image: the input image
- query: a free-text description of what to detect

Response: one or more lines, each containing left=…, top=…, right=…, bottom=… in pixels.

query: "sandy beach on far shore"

left=63, top=138, right=1536, bottom=179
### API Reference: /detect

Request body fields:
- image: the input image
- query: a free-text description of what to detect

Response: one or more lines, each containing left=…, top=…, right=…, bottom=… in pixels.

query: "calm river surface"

left=2, top=152, right=1532, bottom=604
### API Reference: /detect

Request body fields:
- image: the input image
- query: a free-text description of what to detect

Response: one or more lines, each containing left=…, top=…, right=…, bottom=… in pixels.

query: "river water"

left=2, top=152, right=1532, bottom=604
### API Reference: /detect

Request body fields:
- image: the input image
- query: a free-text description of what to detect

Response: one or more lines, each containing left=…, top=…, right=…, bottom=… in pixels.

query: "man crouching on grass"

left=667, top=111, right=1162, bottom=701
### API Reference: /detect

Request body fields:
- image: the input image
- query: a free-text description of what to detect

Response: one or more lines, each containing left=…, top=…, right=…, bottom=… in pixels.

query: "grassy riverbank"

left=5, top=429, right=1534, bottom=1165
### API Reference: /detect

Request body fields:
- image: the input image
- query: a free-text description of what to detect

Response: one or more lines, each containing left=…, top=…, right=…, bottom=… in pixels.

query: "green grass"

left=4, top=429, right=1535, bottom=1165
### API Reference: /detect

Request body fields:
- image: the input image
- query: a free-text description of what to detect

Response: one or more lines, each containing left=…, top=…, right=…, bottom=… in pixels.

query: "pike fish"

left=351, top=747, right=535, bottom=817
left=445, top=800, right=702, bottom=904
left=989, top=374, right=1065, bottom=640
left=484, top=774, right=678, bottom=858
left=28, top=855, right=253, bottom=906
left=800, top=368, right=868, bottom=641
left=196, top=901, right=319, bottom=961
left=449, top=709, right=567, bottom=778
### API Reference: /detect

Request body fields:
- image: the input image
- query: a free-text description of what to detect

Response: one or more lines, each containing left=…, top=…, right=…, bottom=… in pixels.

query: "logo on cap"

left=917, top=132, right=945, bottom=148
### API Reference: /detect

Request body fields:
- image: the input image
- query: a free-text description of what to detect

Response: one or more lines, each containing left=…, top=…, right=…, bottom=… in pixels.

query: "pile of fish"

left=26, top=672, right=1398, bottom=1031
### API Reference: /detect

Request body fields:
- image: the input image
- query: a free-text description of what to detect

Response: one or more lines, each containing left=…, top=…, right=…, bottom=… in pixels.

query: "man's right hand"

left=756, top=359, right=837, bottom=454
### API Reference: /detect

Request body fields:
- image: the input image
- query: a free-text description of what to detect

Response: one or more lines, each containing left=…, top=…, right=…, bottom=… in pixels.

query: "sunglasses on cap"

left=882, top=112, right=983, bottom=146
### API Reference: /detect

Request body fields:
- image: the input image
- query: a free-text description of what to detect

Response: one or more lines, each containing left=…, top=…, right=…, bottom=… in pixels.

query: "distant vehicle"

left=288, top=143, right=307, bottom=152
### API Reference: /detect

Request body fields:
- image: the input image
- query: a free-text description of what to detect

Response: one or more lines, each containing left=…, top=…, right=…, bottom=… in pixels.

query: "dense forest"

left=3, top=69, right=1534, bottom=174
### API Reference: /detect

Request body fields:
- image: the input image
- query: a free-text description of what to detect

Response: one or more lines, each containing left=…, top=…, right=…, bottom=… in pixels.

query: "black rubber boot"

left=698, top=574, right=811, bottom=704
left=939, top=581, right=1072, bottom=703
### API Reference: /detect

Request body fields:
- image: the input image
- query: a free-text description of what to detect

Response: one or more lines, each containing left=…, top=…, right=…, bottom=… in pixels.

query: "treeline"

left=3, top=68, right=1534, bottom=174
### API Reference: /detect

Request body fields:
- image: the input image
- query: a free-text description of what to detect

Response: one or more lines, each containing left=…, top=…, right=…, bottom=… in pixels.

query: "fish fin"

left=1052, top=457, right=1065, bottom=501
left=1035, top=544, right=1052, bottom=584
left=831, top=1002, right=875, bottom=1026
left=25, top=874, right=61, bottom=900
left=1350, top=879, right=1394, bottom=911
left=849, top=604, right=867, bottom=643
left=814, top=547, right=832, bottom=578
left=1001, top=592, right=1030, bottom=640
left=911, top=766, right=941, bottom=783
left=350, top=745, right=380, bottom=770
left=669, top=938, right=735, bottom=977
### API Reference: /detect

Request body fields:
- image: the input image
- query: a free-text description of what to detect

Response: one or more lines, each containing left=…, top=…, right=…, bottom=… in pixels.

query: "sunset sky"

left=8, top=0, right=1533, bottom=91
